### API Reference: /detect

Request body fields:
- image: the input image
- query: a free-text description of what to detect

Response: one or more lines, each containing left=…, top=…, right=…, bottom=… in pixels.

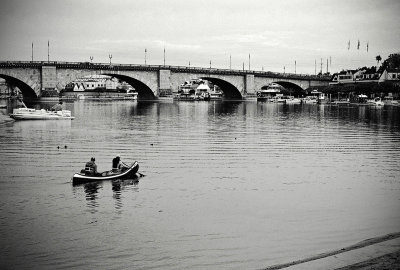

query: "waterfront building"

left=330, top=68, right=380, bottom=85
left=65, top=75, right=120, bottom=92
left=330, top=70, right=357, bottom=85
left=379, top=68, right=400, bottom=82
left=0, top=79, right=8, bottom=98
left=354, top=68, right=380, bottom=82
left=72, top=83, right=85, bottom=92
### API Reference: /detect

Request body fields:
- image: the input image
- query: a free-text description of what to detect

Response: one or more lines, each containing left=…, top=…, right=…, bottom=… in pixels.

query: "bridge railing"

left=0, top=60, right=331, bottom=80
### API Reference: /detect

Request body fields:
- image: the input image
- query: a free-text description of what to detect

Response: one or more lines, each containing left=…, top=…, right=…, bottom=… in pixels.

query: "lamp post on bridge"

left=89, top=56, right=94, bottom=77
left=109, top=54, right=112, bottom=65
left=145, top=48, right=147, bottom=65
left=315, top=59, right=317, bottom=75
left=31, top=42, right=33, bottom=62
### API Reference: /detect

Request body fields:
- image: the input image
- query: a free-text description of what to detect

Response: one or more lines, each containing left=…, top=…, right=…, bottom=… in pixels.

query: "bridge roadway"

left=0, top=61, right=330, bottom=100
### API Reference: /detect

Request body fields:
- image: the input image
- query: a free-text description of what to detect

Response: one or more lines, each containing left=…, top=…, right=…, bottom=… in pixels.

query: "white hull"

left=286, top=98, right=301, bottom=104
left=10, top=108, right=75, bottom=120
left=367, top=98, right=385, bottom=106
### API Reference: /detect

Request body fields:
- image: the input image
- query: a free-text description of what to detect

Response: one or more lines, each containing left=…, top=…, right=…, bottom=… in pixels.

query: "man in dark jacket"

left=112, top=154, right=128, bottom=172
left=85, top=157, right=98, bottom=176
left=112, top=155, right=120, bottom=171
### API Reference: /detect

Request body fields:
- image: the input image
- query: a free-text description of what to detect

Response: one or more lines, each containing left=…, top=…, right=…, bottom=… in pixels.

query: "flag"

left=348, top=40, right=350, bottom=50
left=357, top=39, right=360, bottom=50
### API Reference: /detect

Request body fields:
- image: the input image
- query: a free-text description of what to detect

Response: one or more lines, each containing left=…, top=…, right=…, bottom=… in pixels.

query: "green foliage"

left=320, top=81, right=400, bottom=95
left=378, top=53, right=400, bottom=73
left=376, top=55, right=382, bottom=65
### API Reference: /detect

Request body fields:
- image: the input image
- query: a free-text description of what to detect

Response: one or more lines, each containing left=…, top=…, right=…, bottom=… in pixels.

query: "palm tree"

left=376, top=55, right=382, bottom=66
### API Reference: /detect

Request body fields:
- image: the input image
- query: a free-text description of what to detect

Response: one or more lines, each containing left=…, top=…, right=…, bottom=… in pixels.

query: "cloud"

left=87, top=39, right=201, bottom=52
left=211, top=31, right=292, bottom=46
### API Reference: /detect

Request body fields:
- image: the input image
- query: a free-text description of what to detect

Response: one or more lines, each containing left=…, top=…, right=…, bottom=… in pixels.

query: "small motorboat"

left=367, top=97, right=384, bottom=106
left=10, top=107, right=75, bottom=120
left=9, top=99, right=74, bottom=120
left=72, top=161, right=139, bottom=185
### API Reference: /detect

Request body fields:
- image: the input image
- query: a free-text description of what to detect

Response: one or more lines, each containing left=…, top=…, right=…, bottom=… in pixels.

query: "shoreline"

left=263, top=232, right=400, bottom=269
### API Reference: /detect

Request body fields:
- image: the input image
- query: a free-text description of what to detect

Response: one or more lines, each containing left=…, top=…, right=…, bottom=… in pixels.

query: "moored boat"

left=333, top=99, right=350, bottom=105
left=271, top=95, right=287, bottom=103
left=126, top=89, right=138, bottom=100
left=72, top=161, right=139, bottom=185
left=383, top=96, right=398, bottom=105
left=367, top=97, right=384, bottom=106
left=174, top=81, right=196, bottom=101
left=209, top=90, right=223, bottom=100
left=257, top=83, right=282, bottom=102
left=10, top=107, right=74, bottom=120
left=308, top=90, right=328, bottom=104
left=303, top=96, right=318, bottom=104
left=285, top=96, right=302, bottom=104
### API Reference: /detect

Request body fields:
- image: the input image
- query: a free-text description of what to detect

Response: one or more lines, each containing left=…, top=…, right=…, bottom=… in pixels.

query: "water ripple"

left=0, top=101, right=399, bottom=269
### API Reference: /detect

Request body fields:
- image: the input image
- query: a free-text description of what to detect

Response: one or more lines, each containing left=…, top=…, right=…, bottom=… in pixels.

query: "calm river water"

left=0, top=100, right=399, bottom=270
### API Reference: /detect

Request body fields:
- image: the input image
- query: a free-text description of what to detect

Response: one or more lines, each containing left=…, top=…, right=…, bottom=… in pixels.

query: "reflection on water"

left=0, top=100, right=399, bottom=270
left=84, top=182, right=101, bottom=201
left=75, top=178, right=140, bottom=212
left=112, top=178, right=139, bottom=210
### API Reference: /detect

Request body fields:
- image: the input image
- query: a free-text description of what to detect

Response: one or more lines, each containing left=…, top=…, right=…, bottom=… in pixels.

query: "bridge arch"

left=102, top=73, right=156, bottom=100
left=0, top=74, right=37, bottom=98
left=200, top=76, right=242, bottom=99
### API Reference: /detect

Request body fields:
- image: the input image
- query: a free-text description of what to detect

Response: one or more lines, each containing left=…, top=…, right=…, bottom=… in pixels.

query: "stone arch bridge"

left=0, top=61, right=330, bottom=100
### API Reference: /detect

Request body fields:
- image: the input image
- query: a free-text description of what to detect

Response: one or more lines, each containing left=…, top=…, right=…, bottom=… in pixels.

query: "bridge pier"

left=245, top=74, right=255, bottom=96
left=42, top=66, right=57, bottom=91
left=159, top=69, right=171, bottom=96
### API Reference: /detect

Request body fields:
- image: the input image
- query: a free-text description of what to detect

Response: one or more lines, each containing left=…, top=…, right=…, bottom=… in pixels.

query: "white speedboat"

left=285, top=96, right=301, bottom=104
left=367, top=97, right=384, bottom=106
left=10, top=107, right=74, bottom=120
left=303, top=96, right=318, bottom=104
left=126, top=89, right=138, bottom=100
left=257, top=83, right=282, bottom=101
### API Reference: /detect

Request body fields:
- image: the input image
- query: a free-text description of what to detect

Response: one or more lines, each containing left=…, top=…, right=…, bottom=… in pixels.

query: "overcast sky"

left=0, top=0, right=399, bottom=74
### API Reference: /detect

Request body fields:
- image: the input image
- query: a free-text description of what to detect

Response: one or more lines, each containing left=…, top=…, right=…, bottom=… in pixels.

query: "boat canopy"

left=197, top=84, right=210, bottom=91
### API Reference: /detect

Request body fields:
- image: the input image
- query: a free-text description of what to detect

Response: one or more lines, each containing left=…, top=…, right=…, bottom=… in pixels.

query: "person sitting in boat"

left=112, top=154, right=129, bottom=172
left=50, top=101, right=63, bottom=111
left=85, top=157, right=98, bottom=176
